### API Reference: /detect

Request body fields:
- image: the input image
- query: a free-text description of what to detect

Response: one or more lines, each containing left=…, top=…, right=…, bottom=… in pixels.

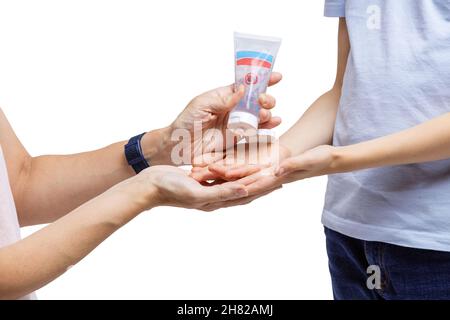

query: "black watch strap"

left=124, top=133, right=150, bottom=174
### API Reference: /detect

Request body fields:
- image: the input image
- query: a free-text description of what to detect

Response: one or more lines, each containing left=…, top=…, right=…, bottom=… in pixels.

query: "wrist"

left=278, top=142, right=293, bottom=161
left=329, top=145, right=358, bottom=173
left=114, top=172, right=161, bottom=212
left=140, top=126, right=175, bottom=166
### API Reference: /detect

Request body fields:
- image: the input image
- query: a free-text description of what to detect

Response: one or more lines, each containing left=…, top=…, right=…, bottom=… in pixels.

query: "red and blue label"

left=236, top=51, right=273, bottom=69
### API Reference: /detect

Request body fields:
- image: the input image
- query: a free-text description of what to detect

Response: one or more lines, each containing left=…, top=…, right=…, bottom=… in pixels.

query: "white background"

left=0, top=0, right=339, bottom=299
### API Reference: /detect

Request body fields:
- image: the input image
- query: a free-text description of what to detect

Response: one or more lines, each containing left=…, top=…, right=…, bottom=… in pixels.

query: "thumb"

left=214, top=84, right=245, bottom=114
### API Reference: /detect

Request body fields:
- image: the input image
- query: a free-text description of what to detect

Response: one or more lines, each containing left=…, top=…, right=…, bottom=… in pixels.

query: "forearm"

left=0, top=179, right=153, bottom=300
left=280, top=88, right=340, bottom=156
left=279, top=18, right=348, bottom=158
left=17, top=126, right=172, bottom=226
left=331, top=112, right=450, bottom=172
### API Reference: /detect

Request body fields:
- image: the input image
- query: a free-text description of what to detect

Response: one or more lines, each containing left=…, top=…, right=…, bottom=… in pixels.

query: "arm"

left=0, top=108, right=172, bottom=227
left=279, top=17, right=349, bottom=156
left=277, top=112, right=450, bottom=180
left=336, top=113, right=450, bottom=170
left=0, top=181, right=146, bottom=300
left=9, top=123, right=172, bottom=227
left=0, top=165, right=247, bottom=300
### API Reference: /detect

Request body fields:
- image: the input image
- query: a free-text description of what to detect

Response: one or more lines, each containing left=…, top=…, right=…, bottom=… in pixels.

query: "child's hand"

left=189, top=145, right=337, bottom=211
left=189, top=141, right=290, bottom=211
left=190, top=141, right=291, bottom=182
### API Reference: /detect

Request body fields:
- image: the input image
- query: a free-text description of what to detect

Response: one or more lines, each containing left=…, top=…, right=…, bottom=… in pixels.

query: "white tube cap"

left=257, top=129, right=276, bottom=139
left=228, top=111, right=259, bottom=137
left=245, top=129, right=276, bottom=143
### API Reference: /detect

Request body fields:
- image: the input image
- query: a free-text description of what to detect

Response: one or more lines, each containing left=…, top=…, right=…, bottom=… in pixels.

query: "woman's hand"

left=170, top=73, right=282, bottom=165
left=139, top=73, right=282, bottom=167
left=128, top=165, right=249, bottom=211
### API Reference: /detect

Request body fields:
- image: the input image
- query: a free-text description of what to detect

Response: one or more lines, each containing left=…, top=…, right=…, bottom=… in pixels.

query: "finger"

left=230, top=166, right=283, bottom=195
left=200, top=186, right=282, bottom=212
left=208, top=164, right=238, bottom=180
left=209, top=163, right=264, bottom=180
left=232, top=167, right=276, bottom=187
left=190, top=168, right=220, bottom=182
left=259, top=94, right=276, bottom=110
left=213, top=164, right=264, bottom=181
left=191, top=166, right=205, bottom=173
left=223, top=84, right=245, bottom=112
left=196, top=181, right=248, bottom=203
left=247, top=175, right=282, bottom=195
left=258, top=116, right=282, bottom=129
left=213, top=73, right=279, bottom=113
left=207, top=163, right=230, bottom=177
left=224, top=165, right=265, bottom=180
left=268, top=72, right=282, bottom=87
left=258, top=109, right=272, bottom=125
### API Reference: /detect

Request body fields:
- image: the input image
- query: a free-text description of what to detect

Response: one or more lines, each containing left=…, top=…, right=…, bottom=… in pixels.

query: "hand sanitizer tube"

left=228, top=32, right=281, bottom=137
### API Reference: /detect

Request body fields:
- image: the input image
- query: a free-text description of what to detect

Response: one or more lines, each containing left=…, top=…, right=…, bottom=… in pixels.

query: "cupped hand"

left=196, top=166, right=284, bottom=212
left=190, top=145, right=337, bottom=211
left=171, top=72, right=283, bottom=165
left=189, top=141, right=291, bottom=211
left=132, top=166, right=249, bottom=210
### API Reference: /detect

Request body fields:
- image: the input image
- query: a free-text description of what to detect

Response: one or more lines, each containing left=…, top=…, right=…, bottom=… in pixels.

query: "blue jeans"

left=325, top=227, right=450, bottom=300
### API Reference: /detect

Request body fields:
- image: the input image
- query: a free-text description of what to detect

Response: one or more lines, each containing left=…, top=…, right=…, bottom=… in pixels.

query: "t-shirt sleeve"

left=324, top=0, right=346, bottom=17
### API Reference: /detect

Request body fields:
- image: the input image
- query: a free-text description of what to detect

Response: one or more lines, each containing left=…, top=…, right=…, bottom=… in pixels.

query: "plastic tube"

left=228, top=32, right=282, bottom=137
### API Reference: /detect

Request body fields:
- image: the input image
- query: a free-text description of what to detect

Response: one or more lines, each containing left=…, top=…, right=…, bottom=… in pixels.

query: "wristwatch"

left=124, top=132, right=150, bottom=174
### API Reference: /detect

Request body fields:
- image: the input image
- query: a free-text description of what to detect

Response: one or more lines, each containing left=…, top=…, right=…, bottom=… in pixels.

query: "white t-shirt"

left=322, top=0, right=450, bottom=252
left=0, top=146, right=36, bottom=299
